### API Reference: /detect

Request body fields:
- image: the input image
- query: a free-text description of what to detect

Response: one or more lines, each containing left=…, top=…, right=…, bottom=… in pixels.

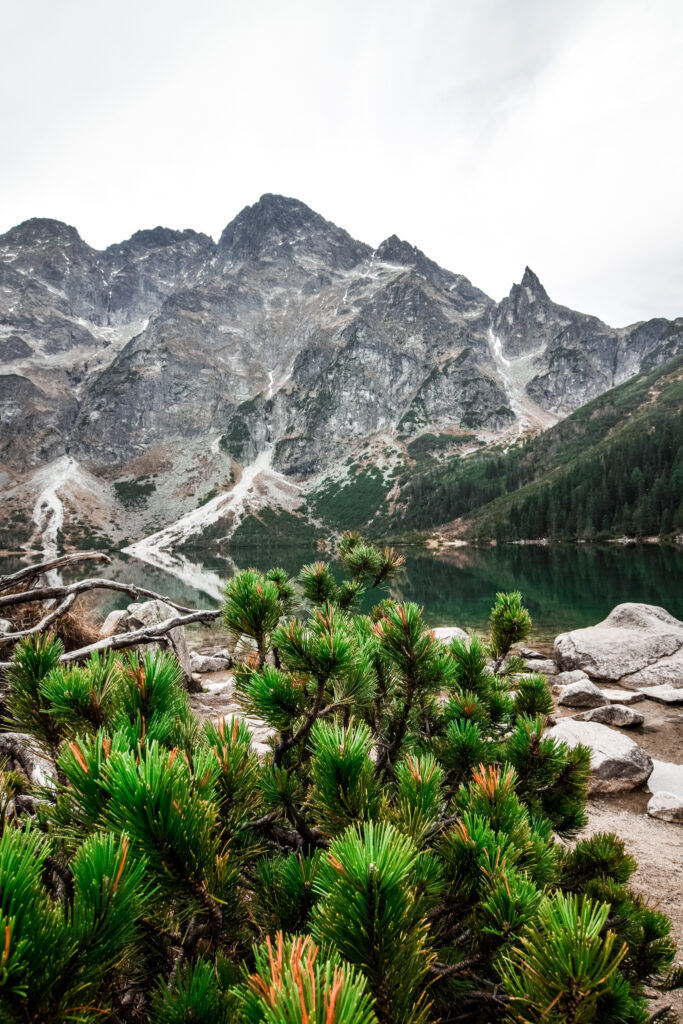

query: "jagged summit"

left=108, top=226, right=215, bottom=254
left=375, top=234, right=424, bottom=265
left=1, top=192, right=682, bottom=552
left=217, top=193, right=370, bottom=269
left=375, top=233, right=490, bottom=311
left=218, top=194, right=318, bottom=250
left=0, top=217, right=86, bottom=249
left=520, top=266, right=548, bottom=300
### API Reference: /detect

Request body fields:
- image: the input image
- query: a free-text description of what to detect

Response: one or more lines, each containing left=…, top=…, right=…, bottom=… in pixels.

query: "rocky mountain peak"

left=217, top=193, right=370, bottom=269
left=218, top=194, right=325, bottom=253
left=109, top=226, right=215, bottom=255
left=520, top=266, right=548, bottom=300
left=375, top=234, right=423, bottom=265
left=0, top=217, right=87, bottom=251
left=375, top=234, right=491, bottom=314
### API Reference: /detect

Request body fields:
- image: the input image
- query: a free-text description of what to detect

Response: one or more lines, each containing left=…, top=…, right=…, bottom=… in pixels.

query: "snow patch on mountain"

left=123, top=446, right=304, bottom=595
left=488, top=328, right=558, bottom=443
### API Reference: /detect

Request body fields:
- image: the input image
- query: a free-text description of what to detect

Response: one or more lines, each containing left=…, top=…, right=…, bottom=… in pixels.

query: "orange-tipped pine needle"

left=68, top=741, right=89, bottom=774
left=112, top=837, right=129, bottom=893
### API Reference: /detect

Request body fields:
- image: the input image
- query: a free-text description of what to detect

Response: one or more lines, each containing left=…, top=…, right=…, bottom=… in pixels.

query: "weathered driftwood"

left=0, top=551, right=111, bottom=593
left=0, top=578, right=206, bottom=614
left=0, top=550, right=222, bottom=671
left=0, top=608, right=221, bottom=671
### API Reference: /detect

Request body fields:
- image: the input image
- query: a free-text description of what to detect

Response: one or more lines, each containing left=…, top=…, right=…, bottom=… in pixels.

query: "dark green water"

left=4, top=543, right=682, bottom=641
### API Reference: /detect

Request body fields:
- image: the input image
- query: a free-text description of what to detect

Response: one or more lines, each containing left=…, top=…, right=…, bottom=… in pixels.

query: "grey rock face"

left=397, top=347, right=514, bottom=437
left=554, top=603, right=683, bottom=682
left=0, top=374, right=78, bottom=469
left=548, top=718, right=653, bottom=793
left=573, top=704, right=644, bottom=728
left=492, top=268, right=683, bottom=416
left=2, top=195, right=682, bottom=546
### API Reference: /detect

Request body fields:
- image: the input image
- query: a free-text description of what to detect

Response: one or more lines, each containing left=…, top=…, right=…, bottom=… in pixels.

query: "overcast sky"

left=2, top=0, right=682, bottom=327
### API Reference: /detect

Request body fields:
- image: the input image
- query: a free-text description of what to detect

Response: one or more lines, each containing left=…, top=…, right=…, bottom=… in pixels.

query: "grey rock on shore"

left=555, top=604, right=683, bottom=684
left=573, top=704, right=644, bottom=728
left=647, top=792, right=683, bottom=824
left=548, top=718, right=653, bottom=793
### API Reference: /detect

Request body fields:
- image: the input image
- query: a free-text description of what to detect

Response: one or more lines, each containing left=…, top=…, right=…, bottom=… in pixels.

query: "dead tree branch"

left=0, top=608, right=221, bottom=670
left=0, top=578, right=211, bottom=614
left=0, top=551, right=111, bottom=593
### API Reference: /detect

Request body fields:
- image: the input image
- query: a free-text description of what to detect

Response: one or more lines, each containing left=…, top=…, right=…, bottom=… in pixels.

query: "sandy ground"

left=584, top=799, right=683, bottom=1016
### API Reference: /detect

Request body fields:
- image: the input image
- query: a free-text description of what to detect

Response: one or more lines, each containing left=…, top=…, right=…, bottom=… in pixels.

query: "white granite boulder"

left=573, top=704, right=644, bottom=728
left=556, top=680, right=607, bottom=708
left=647, top=792, right=683, bottom=824
left=638, top=685, right=683, bottom=705
left=599, top=688, right=644, bottom=705
left=526, top=658, right=558, bottom=676
left=555, top=670, right=592, bottom=687
left=548, top=718, right=653, bottom=793
left=619, top=649, right=683, bottom=689
left=554, top=603, right=683, bottom=682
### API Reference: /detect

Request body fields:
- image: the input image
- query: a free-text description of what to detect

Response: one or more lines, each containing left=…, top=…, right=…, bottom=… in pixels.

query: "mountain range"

left=1, top=193, right=682, bottom=581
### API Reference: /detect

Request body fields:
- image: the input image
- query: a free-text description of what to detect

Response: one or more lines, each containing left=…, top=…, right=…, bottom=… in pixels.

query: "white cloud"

left=1, top=0, right=681, bottom=325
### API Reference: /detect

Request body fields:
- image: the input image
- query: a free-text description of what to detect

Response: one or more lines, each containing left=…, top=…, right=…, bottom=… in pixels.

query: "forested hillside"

left=393, top=353, right=683, bottom=541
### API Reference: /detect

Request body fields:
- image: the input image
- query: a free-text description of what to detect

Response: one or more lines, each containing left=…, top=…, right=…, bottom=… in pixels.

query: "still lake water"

left=6, top=541, right=681, bottom=642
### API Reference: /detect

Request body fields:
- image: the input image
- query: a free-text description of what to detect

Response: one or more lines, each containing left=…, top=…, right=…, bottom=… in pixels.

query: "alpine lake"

left=13, top=539, right=682, bottom=646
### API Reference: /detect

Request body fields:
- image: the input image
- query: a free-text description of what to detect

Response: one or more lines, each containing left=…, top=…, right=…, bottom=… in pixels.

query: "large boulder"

left=548, top=718, right=653, bottom=793
left=647, top=792, right=683, bottom=824
left=556, top=680, right=607, bottom=708
left=573, top=704, right=644, bottom=728
left=126, top=600, right=193, bottom=684
left=618, top=649, right=683, bottom=689
left=554, top=604, right=683, bottom=683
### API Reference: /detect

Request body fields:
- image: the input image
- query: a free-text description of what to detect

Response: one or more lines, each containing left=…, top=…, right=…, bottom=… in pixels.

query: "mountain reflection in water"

left=4, top=542, right=681, bottom=643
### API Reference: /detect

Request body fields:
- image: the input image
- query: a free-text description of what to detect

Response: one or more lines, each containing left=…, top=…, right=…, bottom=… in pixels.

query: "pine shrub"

left=0, top=533, right=678, bottom=1023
